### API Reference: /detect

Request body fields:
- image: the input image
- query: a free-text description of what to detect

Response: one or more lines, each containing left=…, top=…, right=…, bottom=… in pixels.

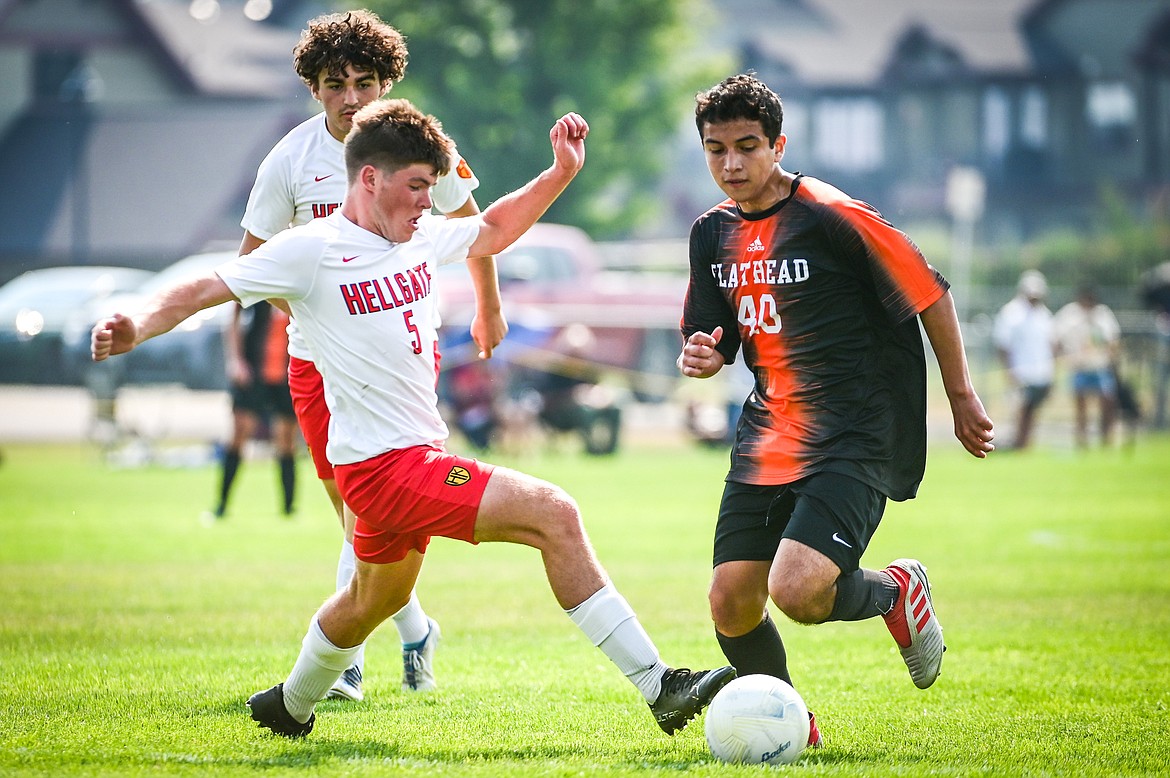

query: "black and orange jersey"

left=682, top=175, right=948, bottom=501
left=241, top=302, right=290, bottom=384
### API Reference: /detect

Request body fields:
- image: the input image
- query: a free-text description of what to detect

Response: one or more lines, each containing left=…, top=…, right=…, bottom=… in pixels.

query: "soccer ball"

left=704, top=674, right=810, bottom=765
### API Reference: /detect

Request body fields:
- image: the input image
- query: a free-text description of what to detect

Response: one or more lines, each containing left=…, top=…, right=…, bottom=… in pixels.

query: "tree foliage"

left=982, top=185, right=1170, bottom=291
left=361, top=0, right=723, bottom=238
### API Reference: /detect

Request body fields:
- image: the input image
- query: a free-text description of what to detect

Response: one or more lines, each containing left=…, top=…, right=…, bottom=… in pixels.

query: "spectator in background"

left=445, top=359, right=500, bottom=451
left=211, top=302, right=297, bottom=519
left=993, top=270, right=1055, bottom=450
left=1054, top=285, right=1121, bottom=448
left=532, top=323, right=622, bottom=455
left=1140, top=262, right=1170, bottom=430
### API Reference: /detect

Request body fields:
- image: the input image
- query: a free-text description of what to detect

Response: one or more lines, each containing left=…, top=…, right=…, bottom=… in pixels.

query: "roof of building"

left=0, top=0, right=309, bottom=268
left=136, top=0, right=304, bottom=98
left=0, top=101, right=305, bottom=266
left=718, top=0, right=1040, bottom=87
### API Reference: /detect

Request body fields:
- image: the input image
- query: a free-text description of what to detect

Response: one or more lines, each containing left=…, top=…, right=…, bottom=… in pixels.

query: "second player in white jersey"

left=241, top=112, right=480, bottom=361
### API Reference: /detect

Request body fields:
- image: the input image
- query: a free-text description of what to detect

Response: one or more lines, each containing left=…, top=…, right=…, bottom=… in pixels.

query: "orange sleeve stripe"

left=833, top=199, right=946, bottom=315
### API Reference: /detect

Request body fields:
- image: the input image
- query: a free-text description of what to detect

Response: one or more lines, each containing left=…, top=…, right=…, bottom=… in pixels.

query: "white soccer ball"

left=704, top=674, right=810, bottom=765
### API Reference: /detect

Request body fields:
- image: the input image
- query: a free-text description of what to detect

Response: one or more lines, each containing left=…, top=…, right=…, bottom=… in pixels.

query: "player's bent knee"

left=542, top=492, right=587, bottom=544
left=525, top=480, right=579, bottom=526
left=769, top=583, right=825, bottom=625
left=772, top=598, right=819, bottom=625
left=709, top=594, right=761, bottom=636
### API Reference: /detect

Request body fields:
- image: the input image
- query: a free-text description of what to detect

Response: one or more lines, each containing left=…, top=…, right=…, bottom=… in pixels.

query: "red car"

left=435, top=223, right=687, bottom=401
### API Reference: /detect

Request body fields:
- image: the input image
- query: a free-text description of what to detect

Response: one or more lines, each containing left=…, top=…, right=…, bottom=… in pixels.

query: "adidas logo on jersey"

left=747, top=237, right=766, bottom=252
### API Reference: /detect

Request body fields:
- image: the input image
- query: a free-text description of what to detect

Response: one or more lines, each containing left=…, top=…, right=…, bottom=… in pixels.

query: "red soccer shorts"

left=334, top=445, right=495, bottom=564
left=287, top=356, right=333, bottom=480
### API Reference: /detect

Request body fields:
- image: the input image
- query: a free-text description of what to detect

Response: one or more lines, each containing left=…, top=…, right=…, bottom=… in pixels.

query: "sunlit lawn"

left=1, top=434, right=1168, bottom=776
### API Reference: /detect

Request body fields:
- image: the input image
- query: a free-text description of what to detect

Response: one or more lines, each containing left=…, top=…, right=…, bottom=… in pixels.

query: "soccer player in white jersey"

left=92, top=98, right=735, bottom=740
left=237, top=10, right=508, bottom=702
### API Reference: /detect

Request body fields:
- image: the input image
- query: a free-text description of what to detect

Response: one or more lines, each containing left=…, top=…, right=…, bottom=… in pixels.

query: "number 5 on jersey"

left=403, top=310, right=422, bottom=354
left=738, top=293, right=782, bottom=336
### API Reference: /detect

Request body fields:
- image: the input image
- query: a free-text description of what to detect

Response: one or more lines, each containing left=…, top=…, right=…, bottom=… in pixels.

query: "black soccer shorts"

left=713, top=470, right=887, bottom=573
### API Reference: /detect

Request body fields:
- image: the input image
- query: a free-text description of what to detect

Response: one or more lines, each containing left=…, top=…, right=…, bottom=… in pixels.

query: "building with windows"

left=670, top=0, right=1170, bottom=241
left=0, top=0, right=309, bottom=282
left=1, top=0, right=1167, bottom=278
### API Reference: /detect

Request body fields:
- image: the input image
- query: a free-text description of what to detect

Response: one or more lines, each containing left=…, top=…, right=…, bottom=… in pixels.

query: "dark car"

left=0, top=265, right=153, bottom=385
left=64, top=250, right=238, bottom=392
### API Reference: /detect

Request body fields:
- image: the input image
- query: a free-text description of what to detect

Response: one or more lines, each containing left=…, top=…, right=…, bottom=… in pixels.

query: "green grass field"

left=1, top=436, right=1168, bottom=776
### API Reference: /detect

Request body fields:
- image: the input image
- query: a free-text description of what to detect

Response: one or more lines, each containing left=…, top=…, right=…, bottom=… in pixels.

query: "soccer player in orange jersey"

left=679, top=74, right=995, bottom=746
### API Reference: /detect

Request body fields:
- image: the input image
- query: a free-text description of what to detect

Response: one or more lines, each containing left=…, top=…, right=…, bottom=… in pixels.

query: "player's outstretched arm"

left=678, top=326, right=726, bottom=379
left=446, top=196, right=508, bottom=359
left=468, top=113, right=588, bottom=259
left=467, top=269, right=507, bottom=360
left=91, top=273, right=237, bottom=362
left=920, top=292, right=995, bottom=457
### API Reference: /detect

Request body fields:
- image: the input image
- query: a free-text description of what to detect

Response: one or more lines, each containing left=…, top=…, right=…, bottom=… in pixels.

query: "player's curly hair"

left=695, top=73, right=784, bottom=143
left=293, top=9, right=408, bottom=91
left=345, top=98, right=452, bottom=179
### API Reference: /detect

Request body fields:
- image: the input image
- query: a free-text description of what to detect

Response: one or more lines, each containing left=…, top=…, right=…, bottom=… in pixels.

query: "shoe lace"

left=403, top=648, right=422, bottom=688
left=659, top=668, right=699, bottom=698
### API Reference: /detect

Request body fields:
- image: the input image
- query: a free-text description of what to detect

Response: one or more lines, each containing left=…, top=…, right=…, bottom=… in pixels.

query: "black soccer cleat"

left=649, top=665, right=737, bottom=735
left=247, top=683, right=314, bottom=738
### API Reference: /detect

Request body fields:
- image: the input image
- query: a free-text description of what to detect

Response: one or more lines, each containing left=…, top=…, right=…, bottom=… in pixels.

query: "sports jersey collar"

left=735, top=173, right=803, bottom=221
left=318, top=113, right=345, bottom=150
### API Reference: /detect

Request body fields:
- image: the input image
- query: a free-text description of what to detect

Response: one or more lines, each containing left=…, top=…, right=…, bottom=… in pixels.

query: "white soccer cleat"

left=326, top=665, right=364, bottom=702
left=402, top=618, right=440, bottom=692
left=882, top=558, right=945, bottom=689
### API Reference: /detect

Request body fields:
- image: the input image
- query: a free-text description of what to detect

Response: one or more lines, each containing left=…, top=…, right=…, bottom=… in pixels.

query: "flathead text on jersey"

left=711, top=258, right=809, bottom=288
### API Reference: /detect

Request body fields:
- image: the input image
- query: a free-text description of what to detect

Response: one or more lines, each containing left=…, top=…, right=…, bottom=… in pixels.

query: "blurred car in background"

left=0, top=265, right=153, bottom=385
left=436, top=223, right=687, bottom=403
left=64, top=250, right=236, bottom=391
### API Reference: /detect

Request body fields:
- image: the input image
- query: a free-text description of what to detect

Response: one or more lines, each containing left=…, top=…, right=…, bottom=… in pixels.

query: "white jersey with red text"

left=217, top=210, right=481, bottom=465
left=240, top=112, right=480, bottom=360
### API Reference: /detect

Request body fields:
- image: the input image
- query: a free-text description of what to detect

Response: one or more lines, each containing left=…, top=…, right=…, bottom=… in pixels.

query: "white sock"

left=282, top=618, right=361, bottom=723
left=335, top=540, right=356, bottom=592
left=335, top=541, right=366, bottom=674
left=392, top=590, right=430, bottom=647
left=566, top=584, right=667, bottom=703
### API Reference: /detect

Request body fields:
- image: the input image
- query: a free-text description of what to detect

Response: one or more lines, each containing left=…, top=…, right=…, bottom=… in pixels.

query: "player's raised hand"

left=549, top=112, right=588, bottom=175
left=91, top=313, right=138, bottom=362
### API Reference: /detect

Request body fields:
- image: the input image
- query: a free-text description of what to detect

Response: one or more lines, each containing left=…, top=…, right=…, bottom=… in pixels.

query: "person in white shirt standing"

left=993, top=270, right=1055, bottom=450
left=92, top=98, right=735, bottom=741
left=237, top=10, right=507, bottom=702
left=1054, top=285, right=1122, bottom=448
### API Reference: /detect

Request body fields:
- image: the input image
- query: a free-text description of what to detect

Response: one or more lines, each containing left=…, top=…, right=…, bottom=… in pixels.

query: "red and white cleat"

left=807, top=711, right=823, bottom=749
left=882, top=558, right=945, bottom=689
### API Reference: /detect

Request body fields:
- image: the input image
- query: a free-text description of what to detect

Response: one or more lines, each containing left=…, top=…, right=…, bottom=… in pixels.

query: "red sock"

left=881, top=566, right=912, bottom=648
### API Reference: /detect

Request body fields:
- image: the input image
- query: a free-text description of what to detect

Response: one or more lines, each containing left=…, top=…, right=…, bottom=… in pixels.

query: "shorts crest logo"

left=445, top=466, right=471, bottom=486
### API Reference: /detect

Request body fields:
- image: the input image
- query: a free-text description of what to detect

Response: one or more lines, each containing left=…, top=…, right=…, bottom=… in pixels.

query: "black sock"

left=827, top=568, right=899, bottom=622
left=716, top=612, right=792, bottom=687
left=278, top=454, right=296, bottom=514
left=216, top=448, right=241, bottom=516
